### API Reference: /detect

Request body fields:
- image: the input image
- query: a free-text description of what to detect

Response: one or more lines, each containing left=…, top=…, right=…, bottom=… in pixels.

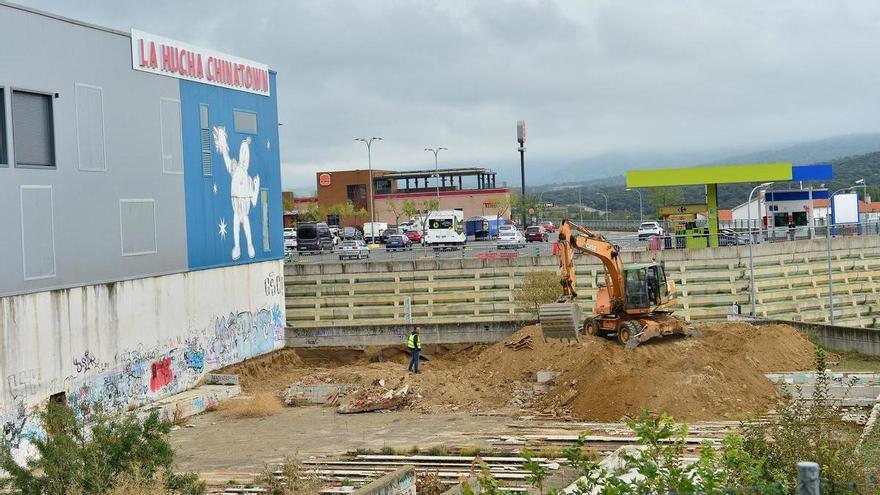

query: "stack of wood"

left=504, top=334, right=533, bottom=351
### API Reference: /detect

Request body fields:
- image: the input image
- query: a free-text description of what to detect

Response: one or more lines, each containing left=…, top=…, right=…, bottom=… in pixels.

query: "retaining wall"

left=285, top=236, right=880, bottom=332
left=286, top=321, right=520, bottom=348
left=757, top=319, right=880, bottom=357
left=352, top=465, right=416, bottom=495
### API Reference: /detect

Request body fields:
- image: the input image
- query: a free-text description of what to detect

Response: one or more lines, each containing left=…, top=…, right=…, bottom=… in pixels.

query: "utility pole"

left=517, top=120, right=527, bottom=228
left=355, top=137, right=382, bottom=232
left=424, top=147, right=447, bottom=203
left=627, top=188, right=643, bottom=222
left=747, top=182, right=773, bottom=317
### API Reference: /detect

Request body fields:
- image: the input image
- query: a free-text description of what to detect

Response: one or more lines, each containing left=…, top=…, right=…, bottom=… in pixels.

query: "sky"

left=16, top=0, right=880, bottom=192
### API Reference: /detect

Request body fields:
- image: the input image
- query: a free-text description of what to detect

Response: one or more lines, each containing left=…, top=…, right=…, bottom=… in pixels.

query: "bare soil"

left=219, top=322, right=816, bottom=421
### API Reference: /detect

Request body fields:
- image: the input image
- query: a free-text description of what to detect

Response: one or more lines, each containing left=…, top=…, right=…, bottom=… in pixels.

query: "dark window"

left=375, top=178, right=392, bottom=194
left=0, top=88, right=7, bottom=165
left=429, top=218, right=454, bottom=229
left=346, top=184, right=368, bottom=210
left=12, top=90, right=55, bottom=168
left=200, top=104, right=211, bottom=176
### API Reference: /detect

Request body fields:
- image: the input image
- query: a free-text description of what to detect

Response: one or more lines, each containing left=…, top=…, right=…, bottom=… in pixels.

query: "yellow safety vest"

left=407, top=334, right=421, bottom=350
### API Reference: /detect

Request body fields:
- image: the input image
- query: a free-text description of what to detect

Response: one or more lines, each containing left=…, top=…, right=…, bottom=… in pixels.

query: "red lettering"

left=162, top=45, right=176, bottom=72
left=206, top=57, right=214, bottom=81
left=178, top=49, right=188, bottom=76
left=187, top=50, right=196, bottom=76
left=149, top=42, right=158, bottom=68
left=195, top=54, right=204, bottom=79
left=244, top=66, right=253, bottom=88
left=138, top=39, right=147, bottom=67
left=233, top=64, right=240, bottom=86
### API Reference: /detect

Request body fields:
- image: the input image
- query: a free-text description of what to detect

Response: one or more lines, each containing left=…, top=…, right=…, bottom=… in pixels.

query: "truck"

left=363, top=222, right=389, bottom=244
left=424, top=209, right=466, bottom=249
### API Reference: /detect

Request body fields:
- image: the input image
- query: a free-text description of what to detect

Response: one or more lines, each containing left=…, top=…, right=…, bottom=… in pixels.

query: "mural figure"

left=213, top=126, right=260, bottom=260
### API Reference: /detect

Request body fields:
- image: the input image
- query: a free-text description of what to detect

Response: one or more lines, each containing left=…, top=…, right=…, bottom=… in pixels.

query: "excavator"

left=539, top=219, right=700, bottom=349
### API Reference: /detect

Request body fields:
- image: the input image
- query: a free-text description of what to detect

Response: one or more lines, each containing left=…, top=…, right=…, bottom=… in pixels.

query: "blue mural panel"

left=180, top=73, right=283, bottom=270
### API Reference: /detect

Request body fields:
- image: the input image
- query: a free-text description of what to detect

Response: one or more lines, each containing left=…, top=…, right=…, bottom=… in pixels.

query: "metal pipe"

left=627, top=188, right=643, bottom=222
left=355, top=137, right=382, bottom=237
left=826, top=186, right=855, bottom=324
left=424, top=147, right=447, bottom=203
left=747, top=182, right=773, bottom=317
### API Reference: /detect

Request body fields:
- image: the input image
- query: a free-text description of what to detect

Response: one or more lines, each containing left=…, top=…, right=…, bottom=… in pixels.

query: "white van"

left=424, top=210, right=466, bottom=249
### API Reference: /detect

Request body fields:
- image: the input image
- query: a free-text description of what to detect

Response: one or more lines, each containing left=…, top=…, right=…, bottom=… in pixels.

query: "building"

left=301, top=167, right=510, bottom=227
left=0, top=2, right=284, bottom=459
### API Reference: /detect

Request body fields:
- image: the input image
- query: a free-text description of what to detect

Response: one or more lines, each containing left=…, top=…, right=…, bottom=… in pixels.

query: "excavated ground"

left=220, top=321, right=817, bottom=421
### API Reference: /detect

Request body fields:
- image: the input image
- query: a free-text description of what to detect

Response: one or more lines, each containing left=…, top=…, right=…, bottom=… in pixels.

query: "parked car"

left=385, top=234, right=413, bottom=251
left=497, top=229, right=526, bottom=249
left=337, top=240, right=370, bottom=260
left=296, top=222, right=334, bottom=253
left=637, top=222, right=665, bottom=240
left=342, top=226, right=362, bottom=240
left=525, top=226, right=548, bottom=242
left=283, top=228, right=297, bottom=252
left=538, top=220, right=555, bottom=232
left=405, top=230, right=423, bottom=243
left=719, top=228, right=750, bottom=245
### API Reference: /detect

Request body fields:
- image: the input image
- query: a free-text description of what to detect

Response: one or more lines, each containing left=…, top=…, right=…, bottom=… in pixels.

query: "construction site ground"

left=168, top=321, right=875, bottom=482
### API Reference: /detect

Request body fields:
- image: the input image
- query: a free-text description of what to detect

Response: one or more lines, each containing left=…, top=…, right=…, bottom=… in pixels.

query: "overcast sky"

left=18, top=0, right=880, bottom=191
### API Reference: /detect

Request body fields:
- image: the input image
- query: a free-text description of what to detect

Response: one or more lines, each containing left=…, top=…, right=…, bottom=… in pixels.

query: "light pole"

left=627, top=188, right=643, bottom=222
left=355, top=137, right=382, bottom=232
left=826, top=186, right=856, bottom=324
left=747, top=182, right=773, bottom=317
left=424, top=147, right=447, bottom=203
left=578, top=188, right=583, bottom=223
left=596, top=192, right=609, bottom=219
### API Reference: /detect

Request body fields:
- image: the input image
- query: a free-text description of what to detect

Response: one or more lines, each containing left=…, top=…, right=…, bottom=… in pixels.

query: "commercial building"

left=0, top=2, right=284, bottom=459
left=294, top=167, right=510, bottom=227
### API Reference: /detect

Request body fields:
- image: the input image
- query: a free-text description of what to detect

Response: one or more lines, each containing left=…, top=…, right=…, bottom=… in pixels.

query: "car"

left=497, top=229, right=526, bottom=249
left=337, top=240, right=370, bottom=260
left=539, top=220, right=555, bottom=232
left=525, top=225, right=548, bottom=242
left=637, top=222, right=665, bottom=240
left=385, top=234, right=413, bottom=251
left=405, top=230, right=423, bottom=243
left=297, top=222, right=334, bottom=253
left=342, top=226, right=362, bottom=240
left=719, top=228, right=750, bottom=245
left=283, top=229, right=297, bottom=253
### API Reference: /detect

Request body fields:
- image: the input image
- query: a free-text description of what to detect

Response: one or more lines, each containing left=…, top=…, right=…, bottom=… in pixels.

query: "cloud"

left=17, top=0, right=880, bottom=188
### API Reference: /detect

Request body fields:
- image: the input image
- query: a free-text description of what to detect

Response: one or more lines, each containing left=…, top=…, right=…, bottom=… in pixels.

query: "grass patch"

left=427, top=445, right=449, bottom=456
left=828, top=350, right=880, bottom=372
left=219, top=392, right=282, bottom=418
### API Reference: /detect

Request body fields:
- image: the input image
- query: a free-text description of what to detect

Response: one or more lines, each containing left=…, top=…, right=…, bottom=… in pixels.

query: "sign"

left=659, top=204, right=708, bottom=216
left=832, top=192, right=860, bottom=225
left=517, top=120, right=527, bottom=144
left=319, top=173, right=332, bottom=187
left=131, top=29, right=270, bottom=96
left=403, top=297, right=412, bottom=324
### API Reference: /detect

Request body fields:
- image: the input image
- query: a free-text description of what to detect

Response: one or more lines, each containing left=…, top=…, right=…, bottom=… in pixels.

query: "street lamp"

left=424, top=147, right=447, bottom=202
left=627, top=188, right=643, bottom=222
left=355, top=137, right=382, bottom=232
left=826, top=185, right=857, bottom=324
left=596, top=192, right=609, bottom=219
left=747, top=182, right=773, bottom=317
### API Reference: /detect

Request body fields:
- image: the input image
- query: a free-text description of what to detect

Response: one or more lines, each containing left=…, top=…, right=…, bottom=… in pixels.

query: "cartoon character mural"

left=213, top=126, right=261, bottom=260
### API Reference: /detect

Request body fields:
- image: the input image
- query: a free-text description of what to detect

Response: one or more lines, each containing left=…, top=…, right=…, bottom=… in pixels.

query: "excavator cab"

left=623, top=264, right=668, bottom=310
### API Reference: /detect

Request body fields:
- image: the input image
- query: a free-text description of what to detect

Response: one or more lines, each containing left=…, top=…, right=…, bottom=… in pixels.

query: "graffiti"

left=149, top=358, right=174, bottom=392
left=265, top=272, right=283, bottom=296
left=214, top=125, right=260, bottom=261
left=73, top=350, right=99, bottom=374
left=184, top=350, right=205, bottom=373
left=7, top=369, right=39, bottom=398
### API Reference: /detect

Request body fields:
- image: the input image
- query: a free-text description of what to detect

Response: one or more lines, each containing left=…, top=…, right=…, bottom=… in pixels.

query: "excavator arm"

left=556, top=219, right=625, bottom=308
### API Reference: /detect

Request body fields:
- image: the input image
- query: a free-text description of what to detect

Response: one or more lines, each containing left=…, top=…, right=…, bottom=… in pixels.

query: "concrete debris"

left=338, top=382, right=410, bottom=414
left=283, top=384, right=351, bottom=406
left=504, top=334, right=534, bottom=351
left=536, top=371, right=558, bottom=384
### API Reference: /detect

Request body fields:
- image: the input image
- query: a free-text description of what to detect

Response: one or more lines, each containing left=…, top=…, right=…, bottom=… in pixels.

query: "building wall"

left=0, top=4, right=188, bottom=297
left=0, top=258, right=285, bottom=462
left=373, top=188, right=510, bottom=225
left=180, top=75, right=283, bottom=270
left=315, top=169, right=390, bottom=224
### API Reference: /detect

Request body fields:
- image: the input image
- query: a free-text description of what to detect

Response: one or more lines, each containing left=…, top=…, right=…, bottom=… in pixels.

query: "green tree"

left=421, top=198, right=440, bottom=212
left=402, top=200, right=419, bottom=222
left=384, top=198, right=404, bottom=225
left=299, top=202, right=327, bottom=222
left=513, top=271, right=562, bottom=318
left=0, top=403, right=205, bottom=495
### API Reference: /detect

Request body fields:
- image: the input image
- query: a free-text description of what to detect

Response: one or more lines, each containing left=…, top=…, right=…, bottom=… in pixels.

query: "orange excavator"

left=539, top=219, right=700, bottom=349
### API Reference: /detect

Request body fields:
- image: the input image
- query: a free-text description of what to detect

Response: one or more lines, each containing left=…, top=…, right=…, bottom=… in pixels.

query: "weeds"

left=255, top=456, right=320, bottom=495
left=416, top=471, right=444, bottom=495
left=428, top=445, right=449, bottom=456
left=219, top=392, right=282, bottom=418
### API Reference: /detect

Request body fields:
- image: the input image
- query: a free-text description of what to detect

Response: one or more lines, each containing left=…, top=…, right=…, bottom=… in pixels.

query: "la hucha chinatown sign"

left=131, top=29, right=270, bottom=96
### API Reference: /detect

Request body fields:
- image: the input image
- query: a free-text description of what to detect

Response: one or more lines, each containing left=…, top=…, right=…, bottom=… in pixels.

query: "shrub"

left=256, top=456, right=320, bottom=495
left=513, top=271, right=561, bottom=317
left=0, top=402, right=205, bottom=495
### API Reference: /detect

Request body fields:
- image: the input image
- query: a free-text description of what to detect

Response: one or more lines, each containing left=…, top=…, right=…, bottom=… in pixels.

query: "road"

left=287, top=231, right=646, bottom=264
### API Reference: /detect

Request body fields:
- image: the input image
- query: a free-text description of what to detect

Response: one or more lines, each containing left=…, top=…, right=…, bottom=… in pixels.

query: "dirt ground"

left=220, top=321, right=816, bottom=422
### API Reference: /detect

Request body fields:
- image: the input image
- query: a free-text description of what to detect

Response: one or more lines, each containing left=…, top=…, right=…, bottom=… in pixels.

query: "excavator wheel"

left=585, top=319, right=598, bottom=337
left=617, top=320, right=642, bottom=347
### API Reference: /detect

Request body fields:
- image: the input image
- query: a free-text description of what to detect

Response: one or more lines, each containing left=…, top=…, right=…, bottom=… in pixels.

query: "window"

left=119, top=199, right=158, bottom=256
left=20, top=185, right=56, bottom=280
left=159, top=98, right=183, bottom=174
left=12, top=90, right=55, bottom=168
left=233, top=109, right=257, bottom=134
left=200, top=104, right=212, bottom=176
left=75, top=84, right=106, bottom=171
left=261, top=188, right=270, bottom=252
left=346, top=184, right=367, bottom=210
left=0, top=88, right=7, bottom=165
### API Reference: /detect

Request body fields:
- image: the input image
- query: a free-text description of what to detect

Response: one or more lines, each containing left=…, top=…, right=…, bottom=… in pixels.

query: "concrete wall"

left=0, top=259, right=285, bottom=462
left=285, top=235, right=880, bottom=331
left=757, top=319, right=880, bottom=357
left=352, top=465, right=416, bottom=495
left=286, top=321, right=521, bottom=348
left=0, top=3, right=188, bottom=297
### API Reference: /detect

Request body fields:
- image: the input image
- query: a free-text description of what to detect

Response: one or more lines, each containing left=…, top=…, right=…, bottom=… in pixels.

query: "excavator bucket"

left=539, top=303, right=583, bottom=342
left=623, top=316, right=702, bottom=350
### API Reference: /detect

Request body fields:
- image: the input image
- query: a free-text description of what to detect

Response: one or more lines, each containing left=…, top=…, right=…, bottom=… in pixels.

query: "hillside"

left=536, top=150, right=880, bottom=217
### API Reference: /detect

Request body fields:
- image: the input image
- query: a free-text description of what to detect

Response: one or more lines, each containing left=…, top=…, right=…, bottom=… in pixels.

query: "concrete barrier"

left=757, top=319, right=880, bottom=357
left=286, top=321, right=522, bottom=348
left=352, top=465, right=416, bottom=495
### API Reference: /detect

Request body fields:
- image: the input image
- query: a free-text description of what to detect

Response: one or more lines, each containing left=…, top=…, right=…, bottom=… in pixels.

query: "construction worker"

left=407, top=327, right=422, bottom=373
